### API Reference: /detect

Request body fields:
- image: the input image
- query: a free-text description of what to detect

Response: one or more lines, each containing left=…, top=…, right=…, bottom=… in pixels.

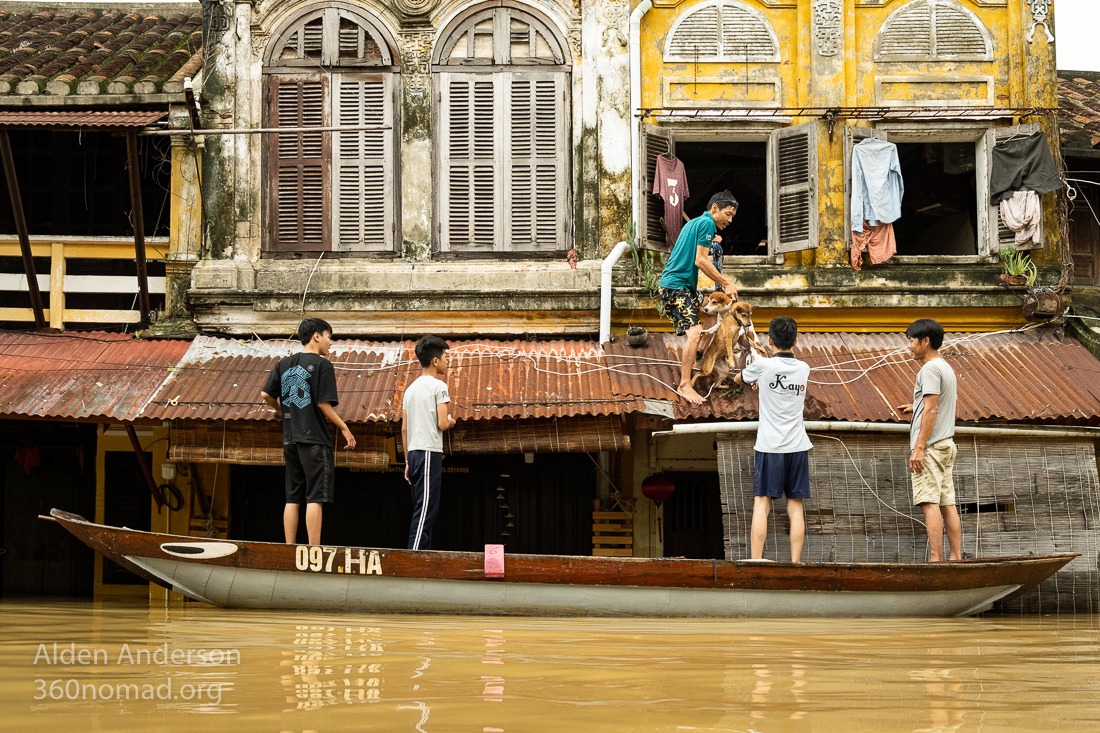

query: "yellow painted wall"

left=635, top=0, right=1059, bottom=326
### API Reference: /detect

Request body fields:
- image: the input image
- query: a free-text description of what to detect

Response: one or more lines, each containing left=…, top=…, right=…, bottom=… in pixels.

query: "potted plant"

left=999, top=246, right=1037, bottom=287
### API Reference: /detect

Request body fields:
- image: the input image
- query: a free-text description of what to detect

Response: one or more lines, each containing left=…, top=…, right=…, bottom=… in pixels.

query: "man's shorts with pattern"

left=911, top=438, right=958, bottom=507
left=658, top=286, right=702, bottom=336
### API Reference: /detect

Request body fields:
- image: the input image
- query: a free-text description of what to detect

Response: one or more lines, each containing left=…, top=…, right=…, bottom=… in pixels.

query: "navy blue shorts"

left=753, top=450, right=811, bottom=499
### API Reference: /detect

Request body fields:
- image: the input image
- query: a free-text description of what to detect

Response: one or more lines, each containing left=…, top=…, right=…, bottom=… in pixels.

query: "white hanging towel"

left=998, top=189, right=1042, bottom=245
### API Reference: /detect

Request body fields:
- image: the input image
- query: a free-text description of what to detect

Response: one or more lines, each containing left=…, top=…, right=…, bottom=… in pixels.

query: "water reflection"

left=0, top=600, right=1098, bottom=732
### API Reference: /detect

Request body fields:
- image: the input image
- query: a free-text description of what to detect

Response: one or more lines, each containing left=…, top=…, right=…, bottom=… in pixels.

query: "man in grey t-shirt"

left=897, top=319, right=961, bottom=562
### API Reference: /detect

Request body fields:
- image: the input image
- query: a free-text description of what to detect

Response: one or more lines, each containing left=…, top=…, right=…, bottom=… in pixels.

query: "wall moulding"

left=856, top=0, right=1006, bottom=6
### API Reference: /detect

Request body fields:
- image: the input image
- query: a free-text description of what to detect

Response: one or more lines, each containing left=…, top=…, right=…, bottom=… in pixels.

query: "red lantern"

left=641, top=473, right=676, bottom=506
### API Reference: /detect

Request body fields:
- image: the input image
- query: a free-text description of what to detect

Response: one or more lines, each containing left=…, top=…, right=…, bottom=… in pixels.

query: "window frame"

left=872, top=121, right=1023, bottom=259
left=432, top=5, right=573, bottom=258
left=262, top=9, right=401, bottom=257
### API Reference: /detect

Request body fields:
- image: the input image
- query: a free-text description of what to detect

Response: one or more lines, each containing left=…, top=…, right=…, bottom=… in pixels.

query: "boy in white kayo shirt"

left=733, top=316, right=812, bottom=563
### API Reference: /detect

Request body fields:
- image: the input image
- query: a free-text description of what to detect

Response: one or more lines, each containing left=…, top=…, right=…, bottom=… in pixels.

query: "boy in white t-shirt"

left=734, top=316, right=812, bottom=562
left=401, top=336, right=456, bottom=550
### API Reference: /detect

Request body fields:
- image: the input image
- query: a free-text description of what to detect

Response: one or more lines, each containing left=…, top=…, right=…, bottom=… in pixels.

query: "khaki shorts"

left=911, top=439, right=958, bottom=506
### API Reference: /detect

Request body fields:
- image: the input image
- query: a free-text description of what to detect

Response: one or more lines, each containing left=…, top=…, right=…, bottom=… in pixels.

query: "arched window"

left=664, top=0, right=779, bottom=63
left=434, top=6, right=571, bottom=254
left=264, top=8, right=399, bottom=253
left=875, top=0, right=992, bottom=62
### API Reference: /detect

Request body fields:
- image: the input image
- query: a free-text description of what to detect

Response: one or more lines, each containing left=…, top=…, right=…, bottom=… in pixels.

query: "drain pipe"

left=654, top=421, right=1100, bottom=440
left=630, top=0, right=653, bottom=230
left=600, top=240, right=632, bottom=343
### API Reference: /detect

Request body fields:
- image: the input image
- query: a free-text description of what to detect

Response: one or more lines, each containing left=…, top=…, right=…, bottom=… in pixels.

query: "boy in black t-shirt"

left=262, top=318, right=356, bottom=545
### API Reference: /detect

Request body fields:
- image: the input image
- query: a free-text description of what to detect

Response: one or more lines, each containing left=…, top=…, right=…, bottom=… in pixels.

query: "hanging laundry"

left=851, top=137, right=904, bottom=234
left=14, top=445, right=41, bottom=474
left=999, top=189, right=1042, bottom=245
left=989, top=131, right=1060, bottom=205
left=653, top=153, right=689, bottom=247
left=851, top=222, right=897, bottom=272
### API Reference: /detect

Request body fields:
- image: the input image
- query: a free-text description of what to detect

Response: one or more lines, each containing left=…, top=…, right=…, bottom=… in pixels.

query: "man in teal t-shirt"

left=658, top=190, right=738, bottom=404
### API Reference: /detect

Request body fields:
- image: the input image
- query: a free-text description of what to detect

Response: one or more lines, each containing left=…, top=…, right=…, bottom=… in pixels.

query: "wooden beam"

left=125, top=130, right=151, bottom=324
left=0, top=129, right=46, bottom=329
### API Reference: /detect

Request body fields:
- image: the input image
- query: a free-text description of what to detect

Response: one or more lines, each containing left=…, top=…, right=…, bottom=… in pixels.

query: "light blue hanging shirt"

left=851, top=138, right=904, bottom=233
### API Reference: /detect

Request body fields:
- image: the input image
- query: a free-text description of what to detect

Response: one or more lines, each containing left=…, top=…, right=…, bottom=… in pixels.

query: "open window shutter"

left=270, top=76, right=329, bottom=252
left=844, top=126, right=886, bottom=251
left=768, top=122, right=819, bottom=255
left=989, top=123, right=1043, bottom=253
left=332, top=74, right=393, bottom=252
left=639, top=123, right=675, bottom=251
left=505, top=72, right=568, bottom=252
left=439, top=73, right=499, bottom=252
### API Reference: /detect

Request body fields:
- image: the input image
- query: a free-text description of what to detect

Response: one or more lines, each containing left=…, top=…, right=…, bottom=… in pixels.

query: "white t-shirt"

left=741, top=355, right=813, bottom=454
left=402, top=375, right=451, bottom=452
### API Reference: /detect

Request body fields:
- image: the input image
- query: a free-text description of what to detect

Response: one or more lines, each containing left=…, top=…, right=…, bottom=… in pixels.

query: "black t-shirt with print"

left=262, top=352, right=339, bottom=446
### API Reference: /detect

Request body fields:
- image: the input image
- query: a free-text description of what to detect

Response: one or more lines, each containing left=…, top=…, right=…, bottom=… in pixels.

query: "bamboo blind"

left=169, top=421, right=390, bottom=469
left=439, top=416, right=628, bottom=455
left=717, top=433, right=1100, bottom=614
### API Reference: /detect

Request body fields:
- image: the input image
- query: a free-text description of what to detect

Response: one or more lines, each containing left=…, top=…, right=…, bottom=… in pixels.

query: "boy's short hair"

left=905, top=318, right=945, bottom=350
left=415, top=335, right=449, bottom=367
left=768, top=316, right=798, bottom=351
left=297, top=317, right=332, bottom=345
left=708, top=190, right=739, bottom=212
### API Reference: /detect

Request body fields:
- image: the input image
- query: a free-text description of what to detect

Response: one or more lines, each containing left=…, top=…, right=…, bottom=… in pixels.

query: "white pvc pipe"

left=600, top=240, right=632, bottom=343
left=629, top=0, right=653, bottom=232
left=654, top=421, right=1100, bottom=440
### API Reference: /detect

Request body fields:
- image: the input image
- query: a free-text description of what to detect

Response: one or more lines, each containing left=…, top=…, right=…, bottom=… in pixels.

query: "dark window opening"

left=103, top=451, right=152, bottom=585
left=675, top=141, right=768, bottom=256
left=893, top=141, right=978, bottom=255
left=0, top=130, right=171, bottom=238
left=662, top=471, right=724, bottom=560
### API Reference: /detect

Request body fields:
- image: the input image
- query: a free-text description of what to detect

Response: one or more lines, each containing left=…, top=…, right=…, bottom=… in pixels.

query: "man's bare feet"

left=678, top=384, right=706, bottom=404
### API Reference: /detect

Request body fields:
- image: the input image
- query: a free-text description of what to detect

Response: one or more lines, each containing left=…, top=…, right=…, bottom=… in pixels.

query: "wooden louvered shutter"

left=270, top=76, right=329, bottom=252
left=639, top=123, right=675, bottom=251
left=844, top=126, right=886, bottom=251
left=439, top=73, right=499, bottom=252
left=768, top=122, right=819, bottom=255
left=506, top=72, right=567, bottom=252
left=333, top=74, right=393, bottom=252
left=668, top=5, right=720, bottom=59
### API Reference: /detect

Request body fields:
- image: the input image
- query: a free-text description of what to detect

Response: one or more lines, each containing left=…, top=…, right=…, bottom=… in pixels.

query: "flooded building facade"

left=1, top=1, right=1099, bottom=612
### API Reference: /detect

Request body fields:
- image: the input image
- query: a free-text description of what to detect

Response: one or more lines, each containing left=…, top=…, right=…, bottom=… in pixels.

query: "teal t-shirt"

left=658, top=212, right=716, bottom=291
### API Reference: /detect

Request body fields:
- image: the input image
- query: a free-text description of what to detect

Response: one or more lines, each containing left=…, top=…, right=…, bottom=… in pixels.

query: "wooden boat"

left=47, top=509, right=1077, bottom=618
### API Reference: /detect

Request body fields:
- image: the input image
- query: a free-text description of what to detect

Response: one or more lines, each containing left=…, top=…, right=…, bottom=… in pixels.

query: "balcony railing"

left=0, top=236, right=167, bottom=329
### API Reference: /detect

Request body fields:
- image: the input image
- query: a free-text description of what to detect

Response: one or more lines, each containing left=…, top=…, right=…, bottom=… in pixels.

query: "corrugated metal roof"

left=0, top=331, right=188, bottom=421
left=605, top=330, right=1100, bottom=425
left=142, top=335, right=403, bottom=423
left=396, top=340, right=645, bottom=422
left=1059, top=71, right=1100, bottom=149
left=143, top=336, right=643, bottom=424
left=0, top=110, right=167, bottom=128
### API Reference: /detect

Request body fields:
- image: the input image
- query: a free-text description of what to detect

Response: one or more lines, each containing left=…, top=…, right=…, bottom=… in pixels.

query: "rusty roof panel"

left=605, top=330, right=1100, bottom=425
left=395, top=340, right=644, bottom=422
left=0, top=331, right=188, bottom=421
left=0, top=110, right=167, bottom=128
left=1059, top=71, right=1100, bottom=149
left=142, top=335, right=403, bottom=423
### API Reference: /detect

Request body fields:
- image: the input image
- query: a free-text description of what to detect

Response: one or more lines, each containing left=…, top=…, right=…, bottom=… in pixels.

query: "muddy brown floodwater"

left=2, top=600, right=1098, bottom=732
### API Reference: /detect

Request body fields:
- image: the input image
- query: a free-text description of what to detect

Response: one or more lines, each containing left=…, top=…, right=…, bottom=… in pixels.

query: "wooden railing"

left=0, top=236, right=167, bottom=328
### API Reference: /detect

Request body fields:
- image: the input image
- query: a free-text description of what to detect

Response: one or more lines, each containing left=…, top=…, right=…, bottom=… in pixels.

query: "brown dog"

left=692, top=299, right=770, bottom=391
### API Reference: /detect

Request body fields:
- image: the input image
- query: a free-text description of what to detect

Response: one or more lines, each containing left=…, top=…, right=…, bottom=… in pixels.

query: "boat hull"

left=48, top=509, right=1078, bottom=618
left=129, top=556, right=1021, bottom=617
